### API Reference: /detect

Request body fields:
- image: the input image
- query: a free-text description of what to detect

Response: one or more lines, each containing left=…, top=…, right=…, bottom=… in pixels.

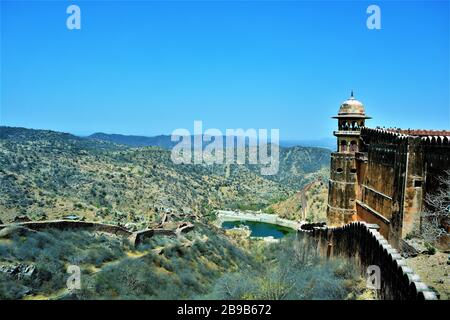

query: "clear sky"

left=1, top=0, right=449, bottom=139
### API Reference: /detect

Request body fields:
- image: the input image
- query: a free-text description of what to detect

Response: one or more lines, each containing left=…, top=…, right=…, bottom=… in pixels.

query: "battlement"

left=298, top=221, right=438, bottom=300
left=328, top=98, right=449, bottom=249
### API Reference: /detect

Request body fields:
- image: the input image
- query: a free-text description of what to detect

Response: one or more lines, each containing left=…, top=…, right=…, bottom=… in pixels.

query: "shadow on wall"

left=298, top=221, right=438, bottom=300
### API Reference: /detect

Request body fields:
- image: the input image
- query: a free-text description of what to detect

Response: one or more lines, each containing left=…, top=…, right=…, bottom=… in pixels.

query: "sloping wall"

left=0, top=220, right=177, bottom=247
left=298, top=221, right=437, bottom=300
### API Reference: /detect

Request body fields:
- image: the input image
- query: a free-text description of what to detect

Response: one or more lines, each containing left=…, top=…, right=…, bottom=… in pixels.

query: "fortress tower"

left=327, top=92, right=370, bottom=226
left=326, top=93, right=449, bottom=249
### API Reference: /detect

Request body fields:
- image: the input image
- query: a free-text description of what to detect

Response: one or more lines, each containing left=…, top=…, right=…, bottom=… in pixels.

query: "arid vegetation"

left=402, top=171, right=450, bottom=300
left=421, top=171, right=450, bottom=245
left=0, top=225, right=372, bottom=300
left=0, top=126, right=336, bottom=300
left=0, top=127, right=330, bottom=226
left=205, top=235, right=374, bottom=300
left=268, top=168, right=329, bottom=222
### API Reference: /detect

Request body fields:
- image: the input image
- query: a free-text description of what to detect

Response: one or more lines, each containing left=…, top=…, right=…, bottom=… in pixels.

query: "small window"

left=336, top=168, right=343, bottom=173
left=340, top=140, right=348, bottom=152
left=350, top=140, right=358, bottom=152
left=414, top=180, right=423, bottom=188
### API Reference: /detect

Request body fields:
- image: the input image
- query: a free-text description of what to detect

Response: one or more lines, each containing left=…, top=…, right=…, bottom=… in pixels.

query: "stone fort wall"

left=298, top=221, right=438, bottom=300
left=0, top=220, right=177, bottom=247
left=329, top=127, right=450, bottom=249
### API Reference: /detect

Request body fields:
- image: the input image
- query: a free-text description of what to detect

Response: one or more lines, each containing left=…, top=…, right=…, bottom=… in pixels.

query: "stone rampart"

left=298, top=221, right=438, bottom=300
left=0, top=220, right=184, bottom=247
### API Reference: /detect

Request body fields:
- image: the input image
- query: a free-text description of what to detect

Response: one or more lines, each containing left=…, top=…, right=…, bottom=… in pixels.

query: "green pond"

left=221, top=220, right=295, bottom=239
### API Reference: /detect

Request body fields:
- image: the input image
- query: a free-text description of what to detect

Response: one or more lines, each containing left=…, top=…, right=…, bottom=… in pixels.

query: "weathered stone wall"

left=0, top=220, right=180, bottom=247
left=129, top=228, right=176, bottom=247
left=298, top=221, right=437, bottom=300
left=355, top=201, right=390, bottom=238
left=357, top=128, right=409, bottom=247
left=0, top=220, right=132, bottom=237
left=327, top=153, right=358, bottom=226
left=402, top=138, right=425, bottom=237
left=352, top=128, right=450, bottom=248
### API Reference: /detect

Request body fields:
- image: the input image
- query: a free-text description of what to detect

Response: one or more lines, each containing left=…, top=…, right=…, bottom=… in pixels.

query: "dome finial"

left=350, top=90, right=354, bottom=98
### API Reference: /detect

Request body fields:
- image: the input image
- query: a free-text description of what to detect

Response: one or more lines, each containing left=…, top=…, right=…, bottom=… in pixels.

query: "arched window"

left=340, top=140, right=348, bottom=152
left=350, top=140, right=358, bottom=152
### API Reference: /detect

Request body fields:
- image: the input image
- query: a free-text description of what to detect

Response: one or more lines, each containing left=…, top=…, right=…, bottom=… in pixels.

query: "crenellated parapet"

left=328, top=96, right=450, bottom=249
left=298, top=221, right=438, bottom=300
left=0, top=219, right=193, bottom=247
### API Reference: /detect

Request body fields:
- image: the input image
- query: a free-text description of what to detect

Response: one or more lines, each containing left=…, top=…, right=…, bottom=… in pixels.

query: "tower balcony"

left=333, top=130, right=361, bottom=136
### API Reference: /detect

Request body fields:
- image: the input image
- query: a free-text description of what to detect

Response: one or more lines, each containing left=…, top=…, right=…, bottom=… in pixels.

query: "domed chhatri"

left=332, top=91, right=371, bottom=154
left=339, top=92, right=364, bottom=115
left=333, top=91, right=371, bottom=119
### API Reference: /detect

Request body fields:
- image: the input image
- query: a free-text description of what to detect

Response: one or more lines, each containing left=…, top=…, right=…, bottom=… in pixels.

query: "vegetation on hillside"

left=0, top=126, right=330, bottom=226
left=268, top=168, right=329, bottom=221
left=0, top=225, right=371, bottom=300
left=207, top=236, right=374, bottom=300
left=0, top=126, right=337, bottom=300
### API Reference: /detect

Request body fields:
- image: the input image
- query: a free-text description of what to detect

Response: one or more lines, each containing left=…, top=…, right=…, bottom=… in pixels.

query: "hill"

left=0, top=126, right=330, bottom=226
left=88, top=132, right=175, bottom=149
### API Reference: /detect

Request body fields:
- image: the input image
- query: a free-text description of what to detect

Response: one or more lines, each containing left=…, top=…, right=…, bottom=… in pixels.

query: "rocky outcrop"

left=0, top=263, right=36, bottom=280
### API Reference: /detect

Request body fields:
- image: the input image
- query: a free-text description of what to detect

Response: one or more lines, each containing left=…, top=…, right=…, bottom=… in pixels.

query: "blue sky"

left=1, top=0, right=449, bottom=139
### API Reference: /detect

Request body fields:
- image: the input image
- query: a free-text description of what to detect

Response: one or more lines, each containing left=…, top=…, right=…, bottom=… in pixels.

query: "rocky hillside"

left=268, top=168, right=329, bottom=221
left=0, top=127, right=330, bottom=226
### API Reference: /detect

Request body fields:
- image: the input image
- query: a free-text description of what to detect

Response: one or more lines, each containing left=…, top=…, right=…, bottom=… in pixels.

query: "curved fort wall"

left=327, top=153, right=358, bottom=225
left=298, top=221, right=438, bottom=300
left=0, top=220, right=177, bottom=247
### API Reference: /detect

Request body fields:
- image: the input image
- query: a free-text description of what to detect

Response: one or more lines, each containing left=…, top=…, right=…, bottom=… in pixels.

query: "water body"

left=221, top=220, right=294, bottom=239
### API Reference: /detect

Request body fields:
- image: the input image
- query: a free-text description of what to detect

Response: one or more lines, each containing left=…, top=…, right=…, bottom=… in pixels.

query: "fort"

left=0, top=219, right=194, bottom=247
left=326, top=92, right=450, bottom=249
left=298, top=221, right=438, bottom=300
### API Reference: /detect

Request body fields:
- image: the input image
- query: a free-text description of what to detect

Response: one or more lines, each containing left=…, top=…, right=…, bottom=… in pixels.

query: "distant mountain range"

left=88, top=132, right=177, bottom=149
left=87, top=132, right=335, bottom=150
left=279, top=138, right=335, bottom=150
